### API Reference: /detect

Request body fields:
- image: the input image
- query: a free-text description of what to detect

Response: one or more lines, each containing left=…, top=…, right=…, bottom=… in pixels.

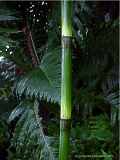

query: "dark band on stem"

left=60, top=119, right=71, bottom=131
left=62, top=36, right=72, bottom=48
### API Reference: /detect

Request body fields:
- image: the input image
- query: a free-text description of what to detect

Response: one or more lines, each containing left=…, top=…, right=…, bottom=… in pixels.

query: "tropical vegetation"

left=0, top=1, right=119, bottom=160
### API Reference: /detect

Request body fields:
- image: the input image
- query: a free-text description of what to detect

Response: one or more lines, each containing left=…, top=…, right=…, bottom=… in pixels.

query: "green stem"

left=61, top=37, right=72, bottom=119
left=59, top=0, right=73, bottom=160
left=61, top=0, right=72, bottom=37
left=59, top=120, right=71, bottom=160
left=61, top=0, right=72, bottom=120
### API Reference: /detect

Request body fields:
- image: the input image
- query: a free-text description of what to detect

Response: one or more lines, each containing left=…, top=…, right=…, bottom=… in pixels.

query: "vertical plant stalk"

left=59, top=0, right=72, bottom=160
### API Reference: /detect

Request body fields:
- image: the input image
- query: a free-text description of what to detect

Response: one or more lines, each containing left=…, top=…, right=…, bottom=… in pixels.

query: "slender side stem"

left=59, top=0, right=73, bottom=160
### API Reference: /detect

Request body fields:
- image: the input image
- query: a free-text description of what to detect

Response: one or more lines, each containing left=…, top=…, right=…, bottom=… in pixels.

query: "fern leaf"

left=0, top=4, right=19, bottom=22
left=8, top=100, right=58, bottom=160
left=8, top=101, right=29, bottom=122
left=15, top=48, right=61, bottom=104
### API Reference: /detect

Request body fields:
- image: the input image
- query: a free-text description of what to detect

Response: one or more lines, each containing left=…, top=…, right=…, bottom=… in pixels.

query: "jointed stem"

left=59, top=0, right=73, bottom=160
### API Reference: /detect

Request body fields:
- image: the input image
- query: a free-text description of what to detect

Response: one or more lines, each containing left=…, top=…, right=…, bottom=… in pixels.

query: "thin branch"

left=29, top=30, right=40, bottom=65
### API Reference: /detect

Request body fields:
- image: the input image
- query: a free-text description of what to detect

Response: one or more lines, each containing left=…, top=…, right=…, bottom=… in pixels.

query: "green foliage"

left=88, top=115, right=112, bottom=141
left=73, top=2, right=119, bottom=133
left=0, top=118, right=9, bottom=147
left=0, top=1, right=119, bottom=160
left=8, top=100, right=58, bottom=160
left=0, top=3, right=19, bottom=51
left=15, top=48, right=61, bottom=104
left=0, top=4, right=33, bottom=73
left=0, top=84, right=11, bottom=101
left=0, top=4, right=19, bottom=22
left=106, top=91, right=119, bottom=107
left=0, top=117, right=10, bottom=160
left=0, top=33, right=32, bottom=72
left=72, top=115, right=113, bottom=141
left=71, top=115, right=114, bottom=160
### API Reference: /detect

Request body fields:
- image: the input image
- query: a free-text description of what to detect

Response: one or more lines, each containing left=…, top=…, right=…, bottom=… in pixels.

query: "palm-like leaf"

left=8, top=100, right=58, bottom=160
left=105, top=91, right=119, bottom=108
left=15, top=48, right=61, bottom=104
left=105, top=91, right=119, bottom=126
left=0, top=2, right=19, bottom=22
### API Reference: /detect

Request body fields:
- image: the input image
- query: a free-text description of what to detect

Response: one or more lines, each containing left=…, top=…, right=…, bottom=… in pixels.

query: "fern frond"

left=0, top=15, right=19, bottom=21
left=8, top=101, right=27, bottom=122
left=8, top=100, right=58, bottom=160
left=105, top=91, right=119, bottom=108
left=34, top=100, right=58, bottom=160
left=15, top=48, right=61, bottom=104
left=0, top=3, right=19, bottom=22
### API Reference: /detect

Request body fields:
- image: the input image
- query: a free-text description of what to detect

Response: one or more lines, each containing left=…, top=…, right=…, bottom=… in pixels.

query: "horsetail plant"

left=59, top=0, right=73, bottom=160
